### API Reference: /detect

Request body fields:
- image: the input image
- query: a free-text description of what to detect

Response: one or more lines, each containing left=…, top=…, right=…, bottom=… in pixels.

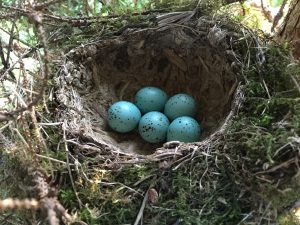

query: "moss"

left=57, top=164, right=156, bottom=224
left=134, top=160, right=248, bottom=225
left=0, top=153, right=41, bottom=224
left=278, top=213, right=300, bottom=225
left=1, top=6, right=300, bottom=224
left=49, top=28, right=300, bottom=224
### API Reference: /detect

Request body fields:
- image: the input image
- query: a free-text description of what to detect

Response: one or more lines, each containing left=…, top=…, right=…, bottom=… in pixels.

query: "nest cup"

left=57, top=18, right=240, bottom=155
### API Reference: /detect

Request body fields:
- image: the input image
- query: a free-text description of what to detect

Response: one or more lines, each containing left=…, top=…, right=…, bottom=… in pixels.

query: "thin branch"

left=254, top=158, right=296, bottom=175
left=0, top=26, right=35, bottom=48
left=133, top=188, right=149, bottom=225
left=0, top=47, right=36, bottom=82
left=260, top=0, right=272, bottom=22
left=1, top=4, right=170, bottom=26
left=289, top=72, right=300, bottom=95
left=0, top=10, right=49, bottom=122
left=62, top=122, right=83, bottom=208
left=5, top=19, right=17, bottom=67
left=31, top=0, right=64, bottom=10
left=0, top=40, right=7, bottom=69
left=0, top=198, right=39, bottom=210
left=36, top=154, right=74, bottom=165
left=271, top=0, right=288, bottom=32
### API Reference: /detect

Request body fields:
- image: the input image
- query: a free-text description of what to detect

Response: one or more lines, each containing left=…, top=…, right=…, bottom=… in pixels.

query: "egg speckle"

left=138, top=111, right=170, bottom=143
left=135, top=87, right=168, bottom=114
left=164, top=93, right=197, bottom=121
left=167, top=116, right=201, bottom=143
left=107, top=101, right=141, bottom=133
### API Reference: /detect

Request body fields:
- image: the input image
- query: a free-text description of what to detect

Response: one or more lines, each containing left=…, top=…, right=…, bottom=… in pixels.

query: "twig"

left=237, top=211, right=254, bottom=225
left=262, top=79, right=271, bottom=99
left=1, top=4, right=102, bottom=26
left=0, top=47, right=37, bottom=82
left=0, top=169, right=73, bottom=224
left=36, top=154, right=74, bottom=165
left=258, top=201, right=272, bottom=225
left=1, top=3, right=171, bottom=26
left=29, top=105, right=46, bottom=152
left=198, top=152, right=209, bottom=190
left=260, top=0, right=272, bottom=22
left=0, top=10, right=50, bottom=121
left=0, top=41, right=8, bottom=70
left=0, top=11, right=20, bottom=20
left=289, top=72, right=300, bottom=95
left=62, top=122, right=83, bottom=208
left=31, top=0, right=64, bottom=10
left=37, top=122, right=63, bottom=126
left=133, top=188, right=149, bottom=225
left=0, top=198, right=39, bottom=210
left=271, top=0, right=288, bottom=32
left=0, top=26, right=35, bottom=48
left=5, top=19, right=16, bottom=67
left=134, top=174, right=156, bottom=186
left=255, top=158, right=296, bottom=175
left=172, top=151, right=194, bottom=170
left=116, top=183, right=143, bottom=197
left=28, top=167, right=73, bottom=223
left=12, top=128, right=29, bottom=155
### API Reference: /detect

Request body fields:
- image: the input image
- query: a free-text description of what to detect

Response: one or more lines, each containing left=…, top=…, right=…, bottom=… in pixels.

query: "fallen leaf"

left=148, top=188, right=159, bottom=204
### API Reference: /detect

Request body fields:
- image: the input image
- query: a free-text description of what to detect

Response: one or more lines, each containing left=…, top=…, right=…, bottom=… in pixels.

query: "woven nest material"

left=56, top=15, right=245, bottom=160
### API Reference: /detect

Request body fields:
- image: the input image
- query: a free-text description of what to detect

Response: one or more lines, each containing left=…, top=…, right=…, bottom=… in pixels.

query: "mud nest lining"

left=56, top=17, right=242, bottom=156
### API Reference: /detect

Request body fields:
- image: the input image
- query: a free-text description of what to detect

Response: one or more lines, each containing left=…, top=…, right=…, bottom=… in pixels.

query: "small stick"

left=36, top=154, right=74, bottom=165
left=271, top=0, right=288, bottom=32
left=254, top=158, right=295, bottom=175
left=12, top=128, right=29, bottom=151
left=5, top=19, right=16, bottom=67
left=0, top=40, right=7, bottom=67
left=289, top=72, right=300, bottom=95
left=31, top=0, right=63, bottom=10
left=133, top=188, right=149, bottom=225
left=62, top=122, right=83, bottom=208
left=0, top=10, right=50, bottom=121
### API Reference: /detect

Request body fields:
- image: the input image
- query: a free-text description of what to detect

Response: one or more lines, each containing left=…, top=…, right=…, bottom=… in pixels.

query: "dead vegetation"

left=0, top=0, right=300, bottom=224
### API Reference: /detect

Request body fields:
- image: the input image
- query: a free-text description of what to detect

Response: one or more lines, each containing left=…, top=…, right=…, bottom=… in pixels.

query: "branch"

left=0, top=199, right=39, bottom=210
left=0, top=10, right=49, bottom=122
left=31, top=0, right=64, bottom=10
left=271, top=0, right=288, bottom=32
left=5, top=19, right=17, bottom=68
left=0, top=169, right=73, bottom=225
left=0, top=40, right=7, bottom=69
left=260, top=0, right=273, bottom=22
left=0, top=11, right=20, bottom=20
left=0, top=47, right=37, bottom=82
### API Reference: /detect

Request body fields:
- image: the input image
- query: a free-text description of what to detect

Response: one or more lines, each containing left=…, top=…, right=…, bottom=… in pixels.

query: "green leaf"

left=270, top=0, right=283, bottom=8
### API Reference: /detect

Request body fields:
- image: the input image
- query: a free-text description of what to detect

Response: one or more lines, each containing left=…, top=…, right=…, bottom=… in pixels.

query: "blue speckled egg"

left=135, top=87, right=168, bottom=114
left=164, top=93, right=197, bottom=121
left=167, top=116, right=201, bottom=143
left=107, top=101, right=141, bottom=133
left=138, top=111, right=170, bottom=143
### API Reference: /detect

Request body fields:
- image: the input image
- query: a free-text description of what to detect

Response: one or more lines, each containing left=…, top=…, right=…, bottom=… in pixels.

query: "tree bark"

left=277, top=0, right=300, bottom=59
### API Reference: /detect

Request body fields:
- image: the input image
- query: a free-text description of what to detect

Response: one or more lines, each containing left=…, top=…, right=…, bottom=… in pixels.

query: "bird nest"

left=56, top=16, right=245, bottom=162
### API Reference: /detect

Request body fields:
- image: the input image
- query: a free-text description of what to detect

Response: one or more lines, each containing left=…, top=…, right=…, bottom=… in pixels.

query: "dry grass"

left=0, top=1, right=300, bottom=225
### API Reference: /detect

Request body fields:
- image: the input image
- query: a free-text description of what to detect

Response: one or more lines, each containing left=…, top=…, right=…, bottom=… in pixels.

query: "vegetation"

left=0, top=0, right=300, bottom=224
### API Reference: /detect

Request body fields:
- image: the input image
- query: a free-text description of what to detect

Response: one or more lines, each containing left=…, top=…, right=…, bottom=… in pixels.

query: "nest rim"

left=56, top=15, right=251, bottom=163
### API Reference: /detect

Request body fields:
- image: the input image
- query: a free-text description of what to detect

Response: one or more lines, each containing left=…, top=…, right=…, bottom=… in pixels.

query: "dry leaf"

left=148, top=188, right=159, bottom=204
